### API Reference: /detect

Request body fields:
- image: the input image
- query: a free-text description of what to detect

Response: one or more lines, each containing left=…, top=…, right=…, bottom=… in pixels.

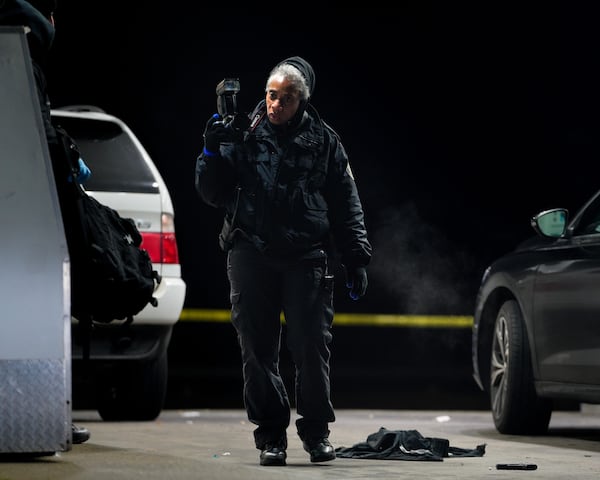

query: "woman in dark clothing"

left=196, top=56, right=371, bottom=466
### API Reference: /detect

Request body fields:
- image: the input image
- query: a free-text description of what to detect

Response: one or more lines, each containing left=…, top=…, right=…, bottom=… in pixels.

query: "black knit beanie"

left=275, top=56, right=316, bottom=99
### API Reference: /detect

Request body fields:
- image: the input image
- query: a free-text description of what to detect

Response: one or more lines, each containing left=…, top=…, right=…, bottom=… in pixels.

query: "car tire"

left=96, top=346, right=169, bottom=421
left=489, top=299, right=552, bottom=434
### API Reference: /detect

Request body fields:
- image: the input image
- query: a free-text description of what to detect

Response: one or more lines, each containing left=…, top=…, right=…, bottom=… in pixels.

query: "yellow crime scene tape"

left=179, top=309, right=473, bottom=328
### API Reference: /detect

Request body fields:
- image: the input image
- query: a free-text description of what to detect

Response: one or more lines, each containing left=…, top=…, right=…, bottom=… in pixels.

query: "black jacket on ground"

left=335, top=427, right=486, bottom=461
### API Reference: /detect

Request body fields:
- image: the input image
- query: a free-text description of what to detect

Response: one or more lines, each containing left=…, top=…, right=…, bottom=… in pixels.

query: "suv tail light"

left=140, top=213, right=180, bottom=264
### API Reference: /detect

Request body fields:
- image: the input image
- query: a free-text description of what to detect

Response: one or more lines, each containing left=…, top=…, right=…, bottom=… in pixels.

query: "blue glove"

left=68, top=157, right=92, bottom=183
left=344, top=266, right=368, bottom=300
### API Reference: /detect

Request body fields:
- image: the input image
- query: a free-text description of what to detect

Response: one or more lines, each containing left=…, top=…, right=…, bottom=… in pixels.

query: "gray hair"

left=265, top=63, right=310, bottom=101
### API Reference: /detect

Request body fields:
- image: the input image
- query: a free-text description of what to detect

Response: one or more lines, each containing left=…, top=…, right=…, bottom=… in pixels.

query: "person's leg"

left=227, top=244, right=289, bottom=459
left=282, top=254, right=336, bottom=461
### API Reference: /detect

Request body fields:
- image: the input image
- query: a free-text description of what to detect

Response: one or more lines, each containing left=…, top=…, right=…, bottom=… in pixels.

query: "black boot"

left=302, top=437, right=336, bottom=463
left=72, top=423, right=90, bottom=444
left=259, top=444, right=287, bottom=466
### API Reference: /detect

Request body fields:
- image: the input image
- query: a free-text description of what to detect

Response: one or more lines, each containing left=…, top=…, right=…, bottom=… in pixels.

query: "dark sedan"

left=472, top=190, right=600, bottom=435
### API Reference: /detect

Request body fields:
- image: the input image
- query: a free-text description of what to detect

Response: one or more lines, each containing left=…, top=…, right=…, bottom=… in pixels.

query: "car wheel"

left=489, top=299, right=552, bottom=434
left=96, top=346, right=169, bottom=421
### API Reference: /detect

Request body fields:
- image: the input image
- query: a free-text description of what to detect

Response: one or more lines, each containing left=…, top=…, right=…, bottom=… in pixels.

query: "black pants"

left=227, top=241, right=336, bottom=450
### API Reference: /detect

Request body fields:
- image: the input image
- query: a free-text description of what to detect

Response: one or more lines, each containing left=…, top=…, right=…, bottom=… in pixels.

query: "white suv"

left=51, top=106, right=186, bottom=421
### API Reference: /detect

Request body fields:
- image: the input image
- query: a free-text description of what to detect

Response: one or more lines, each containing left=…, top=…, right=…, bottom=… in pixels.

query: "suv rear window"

left=52, top=116, right=160, bottom=194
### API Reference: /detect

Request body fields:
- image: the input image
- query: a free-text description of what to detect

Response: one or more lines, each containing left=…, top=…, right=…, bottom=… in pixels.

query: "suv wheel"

left=490, top=300, right=552, bottom=434
left=96, top=346, right=169, bottom=421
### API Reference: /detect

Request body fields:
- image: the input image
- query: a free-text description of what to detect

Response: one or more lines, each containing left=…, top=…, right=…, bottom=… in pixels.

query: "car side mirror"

left=531, top=208, right=568, bottom=238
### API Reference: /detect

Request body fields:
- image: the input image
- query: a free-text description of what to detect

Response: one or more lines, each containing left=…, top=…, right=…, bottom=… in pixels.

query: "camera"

left=215, top=78, right=250, bottom=141
left=216, top=78, right=240, bottom=120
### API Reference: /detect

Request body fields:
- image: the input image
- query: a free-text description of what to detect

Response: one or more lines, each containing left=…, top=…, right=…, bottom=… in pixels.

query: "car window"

left=573, top=192, right=600, bottom=235
left=52, top=115, right=159, bottom=194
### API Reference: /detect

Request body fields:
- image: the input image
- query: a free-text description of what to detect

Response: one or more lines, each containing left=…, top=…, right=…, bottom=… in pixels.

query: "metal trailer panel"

left=0, top=27, right=72, bottom=454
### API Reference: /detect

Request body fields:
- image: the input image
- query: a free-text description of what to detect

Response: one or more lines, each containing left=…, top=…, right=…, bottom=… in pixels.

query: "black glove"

left=344, top=266, right=368, bottom=300
left=203, top=114, right=229, bottom=155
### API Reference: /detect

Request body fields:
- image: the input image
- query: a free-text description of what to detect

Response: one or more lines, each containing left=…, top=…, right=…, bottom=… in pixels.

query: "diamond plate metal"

left=0, top=359, right=71, bottom=453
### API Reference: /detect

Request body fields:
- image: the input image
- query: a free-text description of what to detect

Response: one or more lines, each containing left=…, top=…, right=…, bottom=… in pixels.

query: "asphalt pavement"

left=2, top=407, right=600, bottom=479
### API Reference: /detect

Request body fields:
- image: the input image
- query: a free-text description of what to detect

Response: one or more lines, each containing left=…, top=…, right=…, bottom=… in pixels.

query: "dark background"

left=45, top=2, right=600, bottom=316
left=43, top=2, right=600, bottom=408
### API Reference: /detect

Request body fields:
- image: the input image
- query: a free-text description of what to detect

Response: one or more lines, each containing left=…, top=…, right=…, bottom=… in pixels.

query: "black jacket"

left=196, top=101, right=371, bottom=268
left=335, top=427, right=486, bottom=461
